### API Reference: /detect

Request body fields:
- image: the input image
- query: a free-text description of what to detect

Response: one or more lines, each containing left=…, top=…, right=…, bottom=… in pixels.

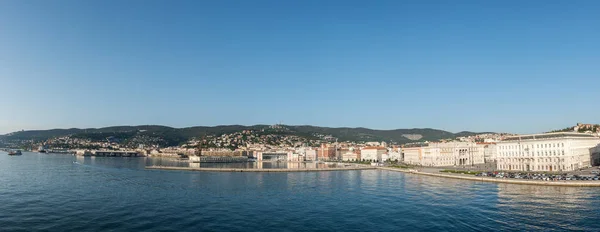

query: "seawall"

left=146, top=165, right=377, bottom=172
left=378, top=167, right=600, bottom=187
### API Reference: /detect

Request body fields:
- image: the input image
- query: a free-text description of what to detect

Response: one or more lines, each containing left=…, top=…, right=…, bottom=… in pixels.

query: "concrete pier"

left=146, top=165, right=376, bottom=172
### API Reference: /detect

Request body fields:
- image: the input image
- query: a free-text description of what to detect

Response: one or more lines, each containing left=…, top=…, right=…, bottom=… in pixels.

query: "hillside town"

left=3, top=123, right=600, bottom=173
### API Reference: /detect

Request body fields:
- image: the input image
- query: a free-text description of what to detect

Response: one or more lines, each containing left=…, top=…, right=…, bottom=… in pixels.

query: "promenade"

left=379, top=167, right=600, bottom=187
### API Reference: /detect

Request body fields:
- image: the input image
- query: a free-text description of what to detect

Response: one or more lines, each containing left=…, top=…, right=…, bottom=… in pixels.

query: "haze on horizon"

left=1, top=0, right=599, bottom=135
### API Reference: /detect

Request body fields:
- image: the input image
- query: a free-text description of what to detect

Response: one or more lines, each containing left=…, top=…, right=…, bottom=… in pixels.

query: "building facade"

left=304, top=149, right=317, bottom=161
left=341, top=150, right=359, bottom=161
left=402, top=147, right=423, bottom=165
left=387, top=151, right=402, bottom=162
left=402, top=142, right=484, bottom=167
left=477, top=143, right=497, bottom=163
left=496, top=132, right=600, bottom=172
left=318, top=144, right=336, bottom=160
left=360, top=147, right=387, bottom=162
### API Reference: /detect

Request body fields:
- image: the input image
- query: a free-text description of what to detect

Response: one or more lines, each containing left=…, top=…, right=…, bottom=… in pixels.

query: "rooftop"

left=361, top=146, right=387, bottom=150
left=501, top=132, right=597, bottom=142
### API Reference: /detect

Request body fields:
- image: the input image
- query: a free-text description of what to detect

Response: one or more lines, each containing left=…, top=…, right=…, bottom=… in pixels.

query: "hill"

left=1, top=125, right=492, bottom=146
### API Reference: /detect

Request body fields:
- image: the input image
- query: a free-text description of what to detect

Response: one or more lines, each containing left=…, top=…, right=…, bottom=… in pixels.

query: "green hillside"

left=1, top=124, right=492, bottom=146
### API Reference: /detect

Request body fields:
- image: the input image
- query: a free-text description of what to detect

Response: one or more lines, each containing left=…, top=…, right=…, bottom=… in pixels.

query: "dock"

left=146, top=165, right=376, bottom=172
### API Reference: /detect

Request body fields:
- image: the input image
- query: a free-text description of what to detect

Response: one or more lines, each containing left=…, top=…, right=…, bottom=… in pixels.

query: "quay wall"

left=146, top=166, right=376, bottom=172
left=378, top=167, right=600, bottom=187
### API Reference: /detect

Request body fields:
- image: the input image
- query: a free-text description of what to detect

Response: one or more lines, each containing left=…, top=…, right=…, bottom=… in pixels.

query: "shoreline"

left=378, top=167, right=600, bottom=187
left=145, top=165, right=600, bottom=187
left=146, top=165, right=376, bottom=172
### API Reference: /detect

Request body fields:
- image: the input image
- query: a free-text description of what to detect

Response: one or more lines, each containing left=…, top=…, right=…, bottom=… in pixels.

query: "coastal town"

left=3, top=123, right=600, bottom=177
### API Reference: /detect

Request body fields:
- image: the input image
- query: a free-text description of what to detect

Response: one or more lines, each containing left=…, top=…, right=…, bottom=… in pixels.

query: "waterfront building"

left=380, top=153, right=390, bottom=162
left=402, top=142, right=484, bottom=167
left=289, top=153, right=303, bottom=162
left=304, top=149, right=317, bottom=161
left=496, top=132, right=600, bottom=172
left=360, top=147, right=387, bottom=162
left=402, top=146, right=423, bottom=165
left=341, top=150, right=358, bottom=161
left=318, top=144, right=336, bottom=160
left=387, top=151, right=402, bottom=162
left=477, top=142, right=497, bottom=163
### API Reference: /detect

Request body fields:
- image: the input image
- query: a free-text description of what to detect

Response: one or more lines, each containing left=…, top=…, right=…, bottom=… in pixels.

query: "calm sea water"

left=1, top=152, right=599, bottom=231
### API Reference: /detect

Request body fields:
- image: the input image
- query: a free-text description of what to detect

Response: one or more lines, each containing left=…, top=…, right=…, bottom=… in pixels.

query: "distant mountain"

left=1, top=125, right=493, bottom=146
left=289, top=126, right=461, bottom=143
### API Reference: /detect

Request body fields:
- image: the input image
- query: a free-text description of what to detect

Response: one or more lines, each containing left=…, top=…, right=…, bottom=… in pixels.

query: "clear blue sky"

left=1, top=0, right=599, bottom=135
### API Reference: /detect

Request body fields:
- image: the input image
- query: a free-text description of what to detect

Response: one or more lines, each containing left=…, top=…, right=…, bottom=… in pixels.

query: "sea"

left=1, top=152, right=599, bottom=231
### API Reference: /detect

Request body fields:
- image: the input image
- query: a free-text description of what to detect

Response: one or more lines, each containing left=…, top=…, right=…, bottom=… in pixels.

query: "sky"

left=1, top=0, right=599, bottom=135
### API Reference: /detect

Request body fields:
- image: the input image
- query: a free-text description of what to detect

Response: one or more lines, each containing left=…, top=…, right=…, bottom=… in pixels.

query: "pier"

left=146, top=165, right=376, bottom=172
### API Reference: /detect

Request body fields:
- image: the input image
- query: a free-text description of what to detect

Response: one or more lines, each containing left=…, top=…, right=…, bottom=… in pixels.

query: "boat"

left=8, top=150, right=22, bottom=156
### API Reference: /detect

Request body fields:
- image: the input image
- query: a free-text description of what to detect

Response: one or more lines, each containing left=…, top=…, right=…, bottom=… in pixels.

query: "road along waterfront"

left=379, top=167, right=600, bottom=187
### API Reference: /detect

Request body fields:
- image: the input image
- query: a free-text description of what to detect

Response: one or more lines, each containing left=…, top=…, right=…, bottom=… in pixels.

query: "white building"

left=477, top=143, right=497, bottom=163
left=341, top=151, right=358, bottom=161
left=387, top=151, right=402, bottom=162
left=303, top=149, right=317, bottom=161
left=401, top=142, right=484, bottom=167
left=361, top=147, right=387, bottom=162
left=402, top=146, right=423, bottom=165
left=496, top=132, right=600, bottom=172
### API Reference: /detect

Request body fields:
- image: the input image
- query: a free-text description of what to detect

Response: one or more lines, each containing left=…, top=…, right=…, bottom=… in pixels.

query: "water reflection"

left=145, top=159, right=351, bottom=170
left=494, top=184, right=599, bottom=231
left=3, top=153, right=600, bottom=231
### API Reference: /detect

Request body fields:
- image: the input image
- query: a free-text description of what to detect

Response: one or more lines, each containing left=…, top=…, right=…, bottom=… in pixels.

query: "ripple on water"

left=1, top=154, right=600, bottom=231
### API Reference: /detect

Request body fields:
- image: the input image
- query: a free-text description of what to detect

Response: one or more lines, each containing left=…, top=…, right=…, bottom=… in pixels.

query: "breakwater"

left=146, top=165, right=376, bottom=172
left=378, top=167, right=600, bottom=187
